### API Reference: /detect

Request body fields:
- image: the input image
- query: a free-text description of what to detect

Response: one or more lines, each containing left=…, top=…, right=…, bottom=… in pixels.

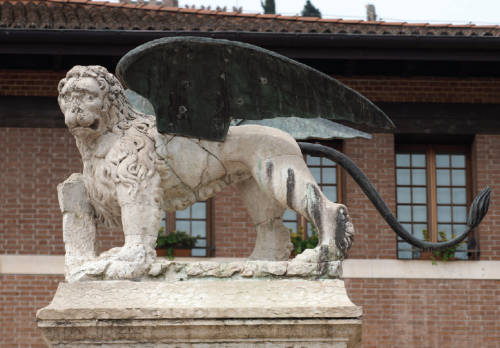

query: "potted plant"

left=289, top=225, right=319, bottom=258
left=156, top=227, right=199, bottom=260
left=420, top=229, right=466, bottom=265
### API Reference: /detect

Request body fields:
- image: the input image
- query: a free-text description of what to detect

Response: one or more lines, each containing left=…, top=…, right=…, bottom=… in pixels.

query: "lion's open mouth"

left=72, top=119, right=100, bottom=133
left=88, top=118, right=100, bottom=130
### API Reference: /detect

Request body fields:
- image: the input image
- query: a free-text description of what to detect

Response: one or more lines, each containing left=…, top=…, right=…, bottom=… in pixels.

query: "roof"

left=1, top=0, right=499, bottom=36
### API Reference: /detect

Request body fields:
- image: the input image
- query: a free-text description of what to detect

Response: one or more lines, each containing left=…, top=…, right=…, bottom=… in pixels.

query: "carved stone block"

left=37, top=279, right=362, bottom=348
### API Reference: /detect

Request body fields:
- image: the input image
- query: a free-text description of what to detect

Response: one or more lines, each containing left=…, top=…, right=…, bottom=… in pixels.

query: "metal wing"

left=117, top=36, right=394, bottom=141
left=127, top=89, right=372, bottom=141
left=231, top=118, right=372, bottom=141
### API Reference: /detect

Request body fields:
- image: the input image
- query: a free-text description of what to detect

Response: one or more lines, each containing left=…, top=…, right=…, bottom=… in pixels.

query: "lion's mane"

left=61, top=66, right=166, bottom=229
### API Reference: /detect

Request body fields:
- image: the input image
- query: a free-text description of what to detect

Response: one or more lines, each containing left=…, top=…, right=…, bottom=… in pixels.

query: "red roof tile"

left=0, top=0, right=498, bottom=36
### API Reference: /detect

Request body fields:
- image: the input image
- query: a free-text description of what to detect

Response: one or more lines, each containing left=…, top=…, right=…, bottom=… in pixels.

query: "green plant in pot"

left=422, top=229, right=467, bottom=265
left=289, top=225, right=319, bottom=256
left=156, top=227, right=199, bottom=260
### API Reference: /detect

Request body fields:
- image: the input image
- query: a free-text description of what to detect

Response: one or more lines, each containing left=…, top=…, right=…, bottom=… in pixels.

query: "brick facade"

left=213, top=185, right=256, bottom=258
left=344, top=134, right=398, bottom=259
left=344, top=278, right=500, bottom=348
left=472, top=135, right=500, bottom=260
left=0, top=275, right=64, bottom=348
left=0, top=70, right=65, bottom=98
left=336, top=75, right=500, bottom=104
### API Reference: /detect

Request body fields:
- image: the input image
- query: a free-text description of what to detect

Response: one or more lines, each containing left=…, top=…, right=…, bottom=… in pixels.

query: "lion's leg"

left=237, top=177, right=293, bottom=261
left=251, top=155, right=354, bottom=261
left=90, top=181, right=164, bottom=279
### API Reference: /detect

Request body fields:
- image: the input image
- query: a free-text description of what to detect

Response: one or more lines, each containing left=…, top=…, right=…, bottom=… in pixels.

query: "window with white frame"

left=395, top=145, right=472, bottom=260
left=160, top=199, right=213, bottom=257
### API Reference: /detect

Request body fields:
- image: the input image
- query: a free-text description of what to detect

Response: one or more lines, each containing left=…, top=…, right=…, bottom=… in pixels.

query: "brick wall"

left=0, top=128, right=124, bottom=255
left=472, top=135, right=500, bottom=261
left=344, top=134, right=398, bottom=259
left=2, top=69, right=500, bottom=103
left=0, top=70, right=65, bottom=98
left=345, top=278, right=500, bottom=348
left=0, top=275, right=64, bottom=348
left=213, top=185, right=256, bottom=258
left=336, top=76, right=500, bottom=104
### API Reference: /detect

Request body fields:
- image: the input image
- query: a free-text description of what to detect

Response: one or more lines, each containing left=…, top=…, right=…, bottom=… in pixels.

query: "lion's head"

left=58, top=66, right=154, bottom=142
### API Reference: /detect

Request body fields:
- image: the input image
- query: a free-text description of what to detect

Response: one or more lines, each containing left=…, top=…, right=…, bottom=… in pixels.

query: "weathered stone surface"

left=38, top=319, right=362, bottom=348
left=37, top=279, right=360, bottom=320
left=37, top=280, right=362, bottom=347
left=57, top=174, right=99, bottom=276
left=69, top=259, right=343, bottom=282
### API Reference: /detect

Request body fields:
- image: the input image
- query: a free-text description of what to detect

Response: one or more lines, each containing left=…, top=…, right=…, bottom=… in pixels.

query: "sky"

left=176, top=0, right=500, bottom=25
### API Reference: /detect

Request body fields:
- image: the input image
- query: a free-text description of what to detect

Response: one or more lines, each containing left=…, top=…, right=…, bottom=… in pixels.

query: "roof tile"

left=104, top=2, right=124, bottom=7
left=178, top=8, right=200, bottom=13
left=317, top=18, right=341, bottom=23
left=141, top=4, right=159, bottom=10
left=0, top=0, right=498, bottom=37
left=236, top=13, right=259, bottom=17
left=381, top=22, right=407, bottom=26
left=337, top=20, right=363, bottom=24
left=158, top=6, right=179, bottom=12
left=298, top=17, right=320, bottom=22
left=256, top=14, right=280, bottom=19
left=217, top=11, right=239, bottom=17
left=426, top=24, right=452, bottom=27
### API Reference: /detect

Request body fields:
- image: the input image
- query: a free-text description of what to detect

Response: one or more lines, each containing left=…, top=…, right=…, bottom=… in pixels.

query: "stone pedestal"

left=37, top=278, right=362, bottom=347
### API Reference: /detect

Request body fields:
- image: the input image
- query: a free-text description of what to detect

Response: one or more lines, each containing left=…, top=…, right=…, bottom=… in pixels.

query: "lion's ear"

left=58, top=79, right=67, bottom=93
left=96, top=77, right=109, bottom=92
left=101, top=99, right=110, bottom=113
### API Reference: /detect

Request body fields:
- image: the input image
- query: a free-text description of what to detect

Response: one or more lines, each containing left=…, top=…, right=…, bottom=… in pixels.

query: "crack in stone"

left=192, top=140, right=228, bottom=174
left=194, top=151, right=210, bottom=191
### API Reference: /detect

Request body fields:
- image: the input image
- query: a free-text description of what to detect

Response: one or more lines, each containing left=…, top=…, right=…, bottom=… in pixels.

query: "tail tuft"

left=467, top=187, right=491, bottom=229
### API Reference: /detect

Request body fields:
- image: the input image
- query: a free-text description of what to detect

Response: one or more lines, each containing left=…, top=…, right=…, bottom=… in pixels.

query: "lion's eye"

left=63, top=95, right=70, bottom=102
left=87, top=95, right=94, bottom=101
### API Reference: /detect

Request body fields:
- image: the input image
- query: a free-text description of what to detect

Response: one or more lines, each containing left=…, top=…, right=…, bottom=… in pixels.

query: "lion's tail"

left=298, top=142, right=490, bottom=252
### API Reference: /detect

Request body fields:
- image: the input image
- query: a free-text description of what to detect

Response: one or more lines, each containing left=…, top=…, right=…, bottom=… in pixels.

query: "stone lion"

left=58, top=65, right=354, bottom=279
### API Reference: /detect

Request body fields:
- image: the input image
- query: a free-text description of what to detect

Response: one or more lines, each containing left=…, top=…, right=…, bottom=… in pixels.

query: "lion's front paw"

left=102, top=244, right=153, bottom=279
left=293, top=240, right=349, bottom=264
left=66, top=259, right=111, bottom=282
left=292, top=248, right=320, bottom=263
left=104, top=260, right=150, bottom=280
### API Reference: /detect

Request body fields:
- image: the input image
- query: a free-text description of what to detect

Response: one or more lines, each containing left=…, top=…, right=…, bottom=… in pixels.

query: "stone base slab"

left=38, top=318, right=362, bottom=348
left=37, top=279, right=362, bottom=348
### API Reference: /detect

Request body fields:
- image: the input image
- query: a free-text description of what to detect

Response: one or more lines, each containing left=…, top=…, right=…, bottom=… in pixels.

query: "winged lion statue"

left=57, top=37, right=490, bottom=281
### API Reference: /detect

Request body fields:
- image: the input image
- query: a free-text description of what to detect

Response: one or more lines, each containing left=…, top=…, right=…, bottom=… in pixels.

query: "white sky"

left=176, top=0, right=500, bottom=25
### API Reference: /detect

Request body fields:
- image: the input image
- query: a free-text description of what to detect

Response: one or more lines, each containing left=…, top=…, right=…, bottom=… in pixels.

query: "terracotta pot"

left=155, top=247, right=192, bottom=258
left=173, top=248, right=192, bottom=257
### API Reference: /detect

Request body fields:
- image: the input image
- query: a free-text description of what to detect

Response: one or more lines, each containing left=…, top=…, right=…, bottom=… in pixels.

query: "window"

left=395, top=145, right=472, bottom=260
left=283, top=141, right=343, bottom=237
left=160, top=199, right=213, bottom=257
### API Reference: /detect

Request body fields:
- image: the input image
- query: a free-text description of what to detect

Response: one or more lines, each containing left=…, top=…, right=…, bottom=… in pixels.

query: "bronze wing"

left=116, top=36, right=394, bottom=141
